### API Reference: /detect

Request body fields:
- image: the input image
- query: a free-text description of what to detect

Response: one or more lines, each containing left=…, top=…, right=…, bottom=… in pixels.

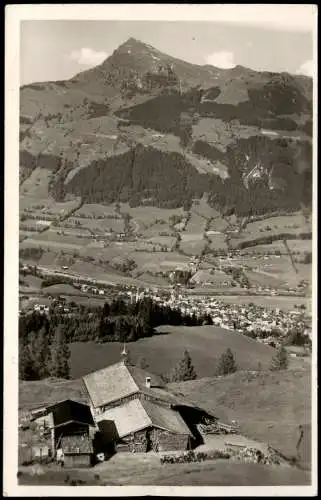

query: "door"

left=146, top=429, right=152, bottom=452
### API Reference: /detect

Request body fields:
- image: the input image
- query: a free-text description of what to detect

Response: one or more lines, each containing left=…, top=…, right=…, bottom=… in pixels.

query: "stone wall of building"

left=151, top=428, right=190, bottom=452
left=115, top=427, right=190, bottom=453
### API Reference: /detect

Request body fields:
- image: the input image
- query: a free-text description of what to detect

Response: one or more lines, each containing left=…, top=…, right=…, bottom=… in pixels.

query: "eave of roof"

left=53, top=419, right=92, bottom=430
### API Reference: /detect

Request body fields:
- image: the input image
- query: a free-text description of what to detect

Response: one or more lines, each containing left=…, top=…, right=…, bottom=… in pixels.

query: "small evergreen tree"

left=27, top=328, right=50, bottom=379
left=202, top=314, right=213, bottom=325
left=215, top=348, right=237, bottom=376
left=48, top=327, right=70, bottom=379
left=270, top=344, right=289, bottom=371
left=19, top=342, right=38, bottom=380
left=102, top=302, right=110, bottom=318
left=169, top=350, right=197, bottom=382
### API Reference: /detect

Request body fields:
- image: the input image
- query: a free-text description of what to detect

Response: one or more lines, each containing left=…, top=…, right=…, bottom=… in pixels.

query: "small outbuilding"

left=61, top=434, right=93, bottom=468
left=31, top=399, right=95, bottom=457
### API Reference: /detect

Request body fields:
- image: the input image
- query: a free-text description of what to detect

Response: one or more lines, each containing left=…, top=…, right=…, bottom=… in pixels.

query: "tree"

left=19, top=342, right=38, bottom=380
left=270, top=345, right=289, bottom=371
left=48, top=327, right=70, bottom=379
left=202, top=314, right=213, bottom=325
left=101, top=301, right=110, bottom=317
left=28, top=328, right=50, bottom=379
left=169, top=350, right=197, bottom=382
left=284, top=328, right=310, bottom=347
left=215, top=348, right=237, bottom=376
left=114, top=316, right=131, bottom=342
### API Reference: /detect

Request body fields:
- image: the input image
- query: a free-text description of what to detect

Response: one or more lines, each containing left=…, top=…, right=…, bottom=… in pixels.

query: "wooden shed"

left=32, top=399, right=95, bottom=456
left=61, top=435, right=93, bottom=468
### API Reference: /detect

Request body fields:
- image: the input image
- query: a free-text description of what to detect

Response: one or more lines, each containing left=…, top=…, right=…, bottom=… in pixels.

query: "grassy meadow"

left=69, top=325, right=279, bottom=379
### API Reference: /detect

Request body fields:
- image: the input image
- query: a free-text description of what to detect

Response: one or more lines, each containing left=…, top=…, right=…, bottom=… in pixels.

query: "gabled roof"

left=83, top=362, right=165, bottom=408
left=140, top=399, right=193, bottom=436
left=46, top=399, right=94, bottom=428
left=83, top=362, right=217, bottom=418
left=96, top=398, right=193, bottom=439
left=83, top=362, right=139, bottom=408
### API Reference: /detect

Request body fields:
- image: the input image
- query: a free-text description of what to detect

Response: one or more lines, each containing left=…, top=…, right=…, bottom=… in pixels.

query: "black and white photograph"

left=4, top=4, right=317, bottom=495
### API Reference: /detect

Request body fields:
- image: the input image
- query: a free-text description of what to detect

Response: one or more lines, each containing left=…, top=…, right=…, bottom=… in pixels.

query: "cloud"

left=205, top=51, right=236, bottom=69
left=69, top=47, right=108, bottom=66
left=296, top=59, right=314, bottom=77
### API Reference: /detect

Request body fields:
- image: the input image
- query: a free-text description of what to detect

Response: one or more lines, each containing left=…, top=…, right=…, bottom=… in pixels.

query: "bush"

left=303, top=252, right=312, bottom=264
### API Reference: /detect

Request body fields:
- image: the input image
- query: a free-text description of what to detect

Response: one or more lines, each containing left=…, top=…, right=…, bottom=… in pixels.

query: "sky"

left=20, top=17, right=315, bottom=85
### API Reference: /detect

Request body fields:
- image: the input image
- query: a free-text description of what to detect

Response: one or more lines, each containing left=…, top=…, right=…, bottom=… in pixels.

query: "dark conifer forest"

left=19, top=297, right=212, bottom=381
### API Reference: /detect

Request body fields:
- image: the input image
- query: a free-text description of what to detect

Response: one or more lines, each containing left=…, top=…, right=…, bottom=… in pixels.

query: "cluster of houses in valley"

left=124, top=288, right=312, bottom=343
left=20, top=297, right=72, bottom=316
left=19, top=349, right=235, bottom=467
left=78, top=284, right=105, bottom=295
left=20, top=277, right=311, bottom=346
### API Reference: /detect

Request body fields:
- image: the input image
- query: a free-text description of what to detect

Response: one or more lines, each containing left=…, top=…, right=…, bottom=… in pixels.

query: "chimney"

left=121, top=343, right=128, bottom=364
left=145, top=377, right=151, bottom=389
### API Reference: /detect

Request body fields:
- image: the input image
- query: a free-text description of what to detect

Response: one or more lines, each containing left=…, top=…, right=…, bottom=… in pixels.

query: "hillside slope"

left=170, top=366, right=311, bottom=467
left=20, top=37, right=312, bottom=216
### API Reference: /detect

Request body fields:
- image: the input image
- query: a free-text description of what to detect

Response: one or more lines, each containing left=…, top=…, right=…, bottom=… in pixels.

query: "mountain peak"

left=116, top=37, right=154, bottom=52
left=124, top=37, right=143, bottom=45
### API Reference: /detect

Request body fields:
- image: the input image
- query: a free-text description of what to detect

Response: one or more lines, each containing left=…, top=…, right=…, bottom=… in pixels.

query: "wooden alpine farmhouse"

left=82, top=349, right=219, bottom=453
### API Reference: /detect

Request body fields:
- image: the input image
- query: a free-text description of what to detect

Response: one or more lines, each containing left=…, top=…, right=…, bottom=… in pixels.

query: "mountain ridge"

left=19, top=37, right=312, bottom=216
left=21, top=37, right=313, bottom=89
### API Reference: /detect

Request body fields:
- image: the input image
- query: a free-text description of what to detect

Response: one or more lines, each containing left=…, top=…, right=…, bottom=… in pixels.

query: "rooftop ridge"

left=124, top=363, right=141, bottom=394
left=82, top=359, right=128, bottom=380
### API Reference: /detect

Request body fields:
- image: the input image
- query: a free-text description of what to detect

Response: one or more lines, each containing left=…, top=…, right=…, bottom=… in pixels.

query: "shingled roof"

left=95, top=398, right=193, bottom=439
left=82, top=361, right=217, bottom=418
left=140, top=399, right=193, bottom=436
left=83, top=362, right=165, bottom=408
